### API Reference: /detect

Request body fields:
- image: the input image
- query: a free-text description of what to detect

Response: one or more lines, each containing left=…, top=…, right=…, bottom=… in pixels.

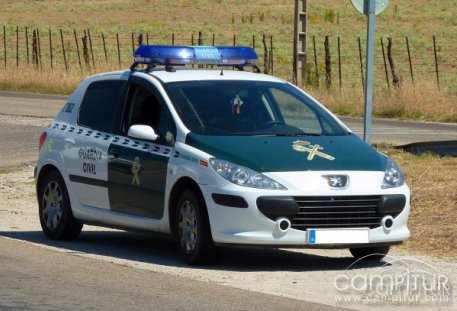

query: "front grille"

left=291, top=195, right=383, bottom=230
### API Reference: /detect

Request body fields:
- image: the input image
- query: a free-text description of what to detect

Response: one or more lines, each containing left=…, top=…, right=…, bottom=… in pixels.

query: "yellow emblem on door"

left=131, top=156, right=142, bottom=186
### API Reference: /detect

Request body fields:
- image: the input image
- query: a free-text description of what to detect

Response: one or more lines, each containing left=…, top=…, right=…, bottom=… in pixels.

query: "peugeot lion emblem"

left=323, top=175, right=349, bottom=189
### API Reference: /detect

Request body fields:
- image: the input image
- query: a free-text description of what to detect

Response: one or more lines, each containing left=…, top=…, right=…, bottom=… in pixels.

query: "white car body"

left=36, top=68, right=410, bottom=254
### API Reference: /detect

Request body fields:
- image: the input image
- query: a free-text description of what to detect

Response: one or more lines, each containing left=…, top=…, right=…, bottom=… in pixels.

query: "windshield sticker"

left=232, top=94, right=244, bottom=115
left=131, top=156, right=142, bottom=186
left=293, top=140, right=335, bottom=161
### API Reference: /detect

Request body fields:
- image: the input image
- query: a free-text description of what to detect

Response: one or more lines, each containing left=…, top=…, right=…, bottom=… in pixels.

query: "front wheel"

left=175, top=189, right=215, bottom=265
left=349, top=245, right=390, bottom=261
left=38, top=170, right=83, bottom=240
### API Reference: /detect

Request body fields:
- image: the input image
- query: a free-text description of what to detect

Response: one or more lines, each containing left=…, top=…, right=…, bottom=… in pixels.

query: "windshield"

left=165, top=80, right=348, bottom=136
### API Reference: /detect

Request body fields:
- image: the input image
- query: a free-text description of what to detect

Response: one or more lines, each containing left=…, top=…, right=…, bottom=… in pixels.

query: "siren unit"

left=130, top=45, right=260, bottom=72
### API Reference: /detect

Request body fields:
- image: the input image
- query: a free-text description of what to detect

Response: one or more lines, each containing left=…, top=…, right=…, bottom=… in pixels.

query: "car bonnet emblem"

left=323, top=175, right=349, bottom=189
left=292, top=140, right=335, bottom=161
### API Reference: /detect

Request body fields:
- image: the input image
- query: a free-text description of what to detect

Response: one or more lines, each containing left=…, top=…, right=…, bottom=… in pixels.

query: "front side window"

left=78, top=80, right=127, bottom=133
left=123, top=84, right=176, bottom=145
left=165, top=80, right=347, bottom=136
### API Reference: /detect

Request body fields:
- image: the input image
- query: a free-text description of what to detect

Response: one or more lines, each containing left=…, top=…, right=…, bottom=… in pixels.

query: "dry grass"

left=311, top=80, right=457, bottom=122
left=2, top=65, right=456, bottom=123
left=378, top=145, right=457, bottom=259
left=1, top=0, right=457, bottom=122
left=0, top=66, right=111, bottom=95
left=1, top=0, right=455, bottom=39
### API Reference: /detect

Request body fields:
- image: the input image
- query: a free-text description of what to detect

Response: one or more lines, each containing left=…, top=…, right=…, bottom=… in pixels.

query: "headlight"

left=382, top=158, right=404, bottom=189
left=209, top=158, right=287, bottom=190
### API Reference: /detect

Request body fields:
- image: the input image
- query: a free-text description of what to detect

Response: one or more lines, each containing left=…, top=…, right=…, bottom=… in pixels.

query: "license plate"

left=307, top=228, right=369, bottom=244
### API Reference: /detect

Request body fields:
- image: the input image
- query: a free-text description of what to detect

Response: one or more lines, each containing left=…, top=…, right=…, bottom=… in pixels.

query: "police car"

left=36, top=45, right=410, bottom=264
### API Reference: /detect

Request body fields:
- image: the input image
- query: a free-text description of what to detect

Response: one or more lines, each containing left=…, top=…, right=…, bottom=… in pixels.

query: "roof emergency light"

left=131, top=45, right=259, bottom=70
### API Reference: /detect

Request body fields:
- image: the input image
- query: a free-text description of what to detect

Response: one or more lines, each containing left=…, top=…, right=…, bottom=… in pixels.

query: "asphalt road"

left=0, top=91, right=456, bottom=168
left=0, top=237, right=331, bottom=311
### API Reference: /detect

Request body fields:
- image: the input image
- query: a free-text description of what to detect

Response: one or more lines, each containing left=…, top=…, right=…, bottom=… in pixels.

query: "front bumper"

left=200, top=172, right=411, bottom=247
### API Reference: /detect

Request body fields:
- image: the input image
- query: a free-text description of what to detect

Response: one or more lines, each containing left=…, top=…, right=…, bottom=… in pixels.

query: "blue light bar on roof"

left=133, top=45, right=258, bottom=66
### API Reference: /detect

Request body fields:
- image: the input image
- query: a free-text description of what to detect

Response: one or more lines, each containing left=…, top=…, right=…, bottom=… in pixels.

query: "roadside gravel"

left=1, top=167, right=455, bottom=310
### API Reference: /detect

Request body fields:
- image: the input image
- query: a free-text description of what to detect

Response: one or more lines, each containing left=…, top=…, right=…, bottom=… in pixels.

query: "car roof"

left=147, top=69, right=286, bottom=84
left=85, top=68, right=287, bottom=84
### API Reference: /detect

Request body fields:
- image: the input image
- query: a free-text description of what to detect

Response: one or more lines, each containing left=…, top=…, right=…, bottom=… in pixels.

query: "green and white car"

left=35, top=46, right=410, bottom=264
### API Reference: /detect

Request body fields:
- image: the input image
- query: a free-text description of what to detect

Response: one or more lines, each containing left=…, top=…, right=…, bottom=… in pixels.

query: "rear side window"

left=78, top=80, right=127, bottom=133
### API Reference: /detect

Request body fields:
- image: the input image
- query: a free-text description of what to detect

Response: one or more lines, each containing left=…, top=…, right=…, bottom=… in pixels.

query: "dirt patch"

left=0, top=166, right=456, bottom=310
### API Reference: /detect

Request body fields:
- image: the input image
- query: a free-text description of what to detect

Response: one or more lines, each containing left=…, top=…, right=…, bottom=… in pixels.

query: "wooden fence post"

left=102, top=33, right=107, bottom=63
left=3, top=26, right=6, bottom=67
left=87, top=29, right=95, bottom=68
left=16, top=26, right=19, bottom=67
left=406, top=37, right=414, bottom=83
left=116, top=33, right=121, bottom=68
left=32, top=29, right=38, bottom=67
left=31, top=29, right=36, bottom=66
left=172, top=33, right=175, bottom=46
left=82, top=31, right=90, bottom=68
left=233, top=34, right=236, bottom=46
left=212, top=34, right=215, bottom=46
left=358, top=36, right=365, bottom=93
left=131, top=32, right=135, bottom=54
left=381, top=37, right=390, bottom=89
left=191, top=33, right=194, bottom=45
left=387, top=37, right=400, bottom=87
left=198, top=31, right=203, bottom=46
left=262, top=34, right=269, bottom=74
left=74, top=30, right=82, bottom=69
left=337, top=36, right=342, bottom=90
left=37, top=28, right=42, bottom=66
left=324, top=35, right=331, bottom=89
left=137, top=33, right=143, bottom=47
left=433, top=35, right=440, bottom=90
left=270, top=35, right=274, bottom=75
left=49, top=29, right=53, bottom=69
left=25, top=27, right=29, bottom=64
left=60, top=29, right=68, bottom=71
left=252, top=35, right=255, bottom=49
left=313, top=35, right=318, bottom=86
left=146, top=33, right=149, bottom=45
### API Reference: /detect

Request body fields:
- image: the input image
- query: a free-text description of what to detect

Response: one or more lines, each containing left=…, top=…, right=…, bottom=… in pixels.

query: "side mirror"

left=127, top=125, right=159, bottom=141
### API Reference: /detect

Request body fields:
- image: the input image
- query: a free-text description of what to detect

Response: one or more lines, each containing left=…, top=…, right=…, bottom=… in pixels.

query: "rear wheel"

left=38, top=170, right=83, bottom=240
left=349, top=245, right=390, bottom=261
left=175, top=189, right=215, bottom=265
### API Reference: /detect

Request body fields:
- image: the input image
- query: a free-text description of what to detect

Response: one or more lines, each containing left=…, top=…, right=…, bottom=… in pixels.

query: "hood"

left=185, top=133, right=386, bottom=173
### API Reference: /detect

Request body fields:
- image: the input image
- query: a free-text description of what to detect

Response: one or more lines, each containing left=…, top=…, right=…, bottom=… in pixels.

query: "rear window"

left=78, top=80, right=127, bottom=133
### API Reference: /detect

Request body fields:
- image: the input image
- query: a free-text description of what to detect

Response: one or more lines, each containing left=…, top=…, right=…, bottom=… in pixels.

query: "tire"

left=175, top=189, right=216, bottom=265
left=38, top=170, right=83, bottom=240
left=349, top=245, right=390, bottom=261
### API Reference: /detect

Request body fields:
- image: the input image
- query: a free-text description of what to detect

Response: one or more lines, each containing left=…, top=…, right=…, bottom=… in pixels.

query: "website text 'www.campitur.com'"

left=333, top=256, right=453, bottom=306
left=335, top=292, right=451, bottom=305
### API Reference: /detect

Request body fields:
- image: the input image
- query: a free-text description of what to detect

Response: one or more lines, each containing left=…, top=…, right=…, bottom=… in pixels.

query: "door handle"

left=65, top=138, right=75, bottom=144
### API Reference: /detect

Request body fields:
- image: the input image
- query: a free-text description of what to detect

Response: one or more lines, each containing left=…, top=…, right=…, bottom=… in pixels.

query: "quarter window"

left=79, top=80, right=127, bottom=133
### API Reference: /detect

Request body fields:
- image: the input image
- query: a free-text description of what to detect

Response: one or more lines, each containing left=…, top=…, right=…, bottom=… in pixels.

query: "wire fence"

left=1, top=25, right=455, bottom=91
left=0, top=26, right=273, bottom=71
